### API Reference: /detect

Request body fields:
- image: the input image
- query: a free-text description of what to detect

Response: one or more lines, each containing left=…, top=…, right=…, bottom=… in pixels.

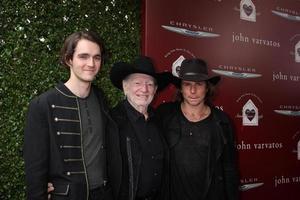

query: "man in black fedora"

left=107, top=56, right=170, bottom=200
left=157, top=58, right=239, bottom=200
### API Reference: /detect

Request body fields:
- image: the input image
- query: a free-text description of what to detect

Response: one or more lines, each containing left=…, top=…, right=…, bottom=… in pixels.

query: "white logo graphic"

left=290, top=35, right=300, bottom=63
left=292, top=131, right=300, bottom=160
left=274, top=110, right=300, bottom=116
left=236, top=93, right=263, bottom=126
left=295, top=41, right=300, bottom=63
left=243, top=99, right=258, bottom=126
left=172, top=56, right=185, bottom=77
left=212, top=69, right=262, bottom=79
left=239, top=182, right=264, bottom=191
left=240, top=0, right=256, bottom=22
left=298, top=139, right=300, bottom=160
left=271, top=10, right=300, bottom=22
left=161, top=25, right=220, bottom=38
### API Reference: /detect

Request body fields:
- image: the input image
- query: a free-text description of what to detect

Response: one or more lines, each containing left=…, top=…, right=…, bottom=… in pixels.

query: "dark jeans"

left=89, top=185, right=113, bottom=200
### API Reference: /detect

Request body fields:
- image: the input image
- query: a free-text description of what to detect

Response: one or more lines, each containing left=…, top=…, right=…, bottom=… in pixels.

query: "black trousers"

left=135, top=193, right=158, bottom=200
left=89, top=185, right=113, bottom=200
left=135, top=196, right=157, bottom=200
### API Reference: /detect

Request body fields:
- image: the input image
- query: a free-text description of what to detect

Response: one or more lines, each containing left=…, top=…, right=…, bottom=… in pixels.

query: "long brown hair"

left=175, top=80, right=217, bottom=106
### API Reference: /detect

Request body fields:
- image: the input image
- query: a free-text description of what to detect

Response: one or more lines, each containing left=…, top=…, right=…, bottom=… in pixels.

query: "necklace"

left=181, top=103, right=210, bottom=123
left=181, top=104, right=211, bottom=136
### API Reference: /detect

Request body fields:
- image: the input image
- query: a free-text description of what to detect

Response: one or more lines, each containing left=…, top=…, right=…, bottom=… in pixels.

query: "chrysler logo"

left=212, top=69, right=262, bottom=79
left=161, top=25, right=220, bottom=38
left=274, top=110, right=300, bottom=117
left=239, top=182, right=264, bottom=191
left=272, top=10, right=300, bottom=21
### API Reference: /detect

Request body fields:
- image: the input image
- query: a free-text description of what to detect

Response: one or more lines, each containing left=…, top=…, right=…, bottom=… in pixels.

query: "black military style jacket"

left=23, top=82, right=112, bottom=200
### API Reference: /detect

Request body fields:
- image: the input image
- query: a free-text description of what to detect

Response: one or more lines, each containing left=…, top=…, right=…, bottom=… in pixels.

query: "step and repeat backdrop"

left=141, top=0, right=300, bottom=199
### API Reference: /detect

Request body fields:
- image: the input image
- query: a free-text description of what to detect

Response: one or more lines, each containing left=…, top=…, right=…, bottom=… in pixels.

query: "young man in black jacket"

left=24, top=31, right=113, bottom=200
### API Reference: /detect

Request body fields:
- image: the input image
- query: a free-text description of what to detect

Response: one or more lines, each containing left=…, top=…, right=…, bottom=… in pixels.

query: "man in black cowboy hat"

left=157, top=58, right=239, bottom=200
left=107, top=56, right=170, bottom=200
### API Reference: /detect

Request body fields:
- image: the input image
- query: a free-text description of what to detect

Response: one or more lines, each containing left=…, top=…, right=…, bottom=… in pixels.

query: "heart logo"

left=243, top=4, right=253, bottom=16
left=297, top=48, right=300, bottom=56
left=245, top=109, right=256, bottom=121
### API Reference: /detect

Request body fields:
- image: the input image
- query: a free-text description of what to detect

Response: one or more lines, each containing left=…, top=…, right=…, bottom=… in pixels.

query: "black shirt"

left=124, top=100, right=164, bottom=198
left=79, top=89, right=106, bottom=190
left=170, top=110, right=222, bottom=200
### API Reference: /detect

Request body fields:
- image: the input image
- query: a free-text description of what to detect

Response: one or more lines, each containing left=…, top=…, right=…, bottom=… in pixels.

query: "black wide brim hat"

left=172, top=58, right=221, bottom=87
left=110, top=56, right=172, bottom=91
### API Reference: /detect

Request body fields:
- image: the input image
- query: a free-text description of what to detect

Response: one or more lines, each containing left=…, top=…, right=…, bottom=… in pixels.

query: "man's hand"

left=47, top=182, right=54, bottom=200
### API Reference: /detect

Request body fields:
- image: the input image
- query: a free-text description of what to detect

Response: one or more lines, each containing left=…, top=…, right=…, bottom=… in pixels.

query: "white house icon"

left=297, top=140, right=300, bottom=160
left=295, top=41, right=300, bottom=63
left=240, top=0, right=256, bottom=22
left=243, top=99, right=258, bottom=126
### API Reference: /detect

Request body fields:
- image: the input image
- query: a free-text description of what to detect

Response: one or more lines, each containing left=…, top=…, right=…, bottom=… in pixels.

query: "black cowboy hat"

left=172, top=58, right=220, bottom=87
left=110, top=56, right=172, bottom=91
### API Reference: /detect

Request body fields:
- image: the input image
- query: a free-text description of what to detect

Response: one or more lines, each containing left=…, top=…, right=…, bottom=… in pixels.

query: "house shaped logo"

left=243, top=99, right=258, bottom=126
left=240, top=0, right=256, bottom=22
left=172, top=55, right=185, bottom=77
left=297, top=139, right=300, bottom=160
left=295, top=41, right=300, bottom=63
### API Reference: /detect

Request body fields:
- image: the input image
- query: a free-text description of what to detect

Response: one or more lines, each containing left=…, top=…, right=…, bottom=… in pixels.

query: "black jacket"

left=156, top=102, right=239, bottom=200
left=106, top=101, right=169, bottom=200
left=23, top=82, right=113, bottom=200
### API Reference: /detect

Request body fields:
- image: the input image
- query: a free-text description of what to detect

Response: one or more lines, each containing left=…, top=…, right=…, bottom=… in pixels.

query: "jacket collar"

left=55, top=81, right=97, bottom=99
left=54, top=82, right=77, bottom=98
left=123, top=100, right=154, bottom=122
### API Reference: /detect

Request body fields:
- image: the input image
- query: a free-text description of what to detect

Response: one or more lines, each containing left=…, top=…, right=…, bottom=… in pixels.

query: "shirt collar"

left=123, top=100, right=154, bottom=122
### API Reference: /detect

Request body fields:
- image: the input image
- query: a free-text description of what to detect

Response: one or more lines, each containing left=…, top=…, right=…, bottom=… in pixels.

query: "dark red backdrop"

left=141, top=0, right=300, bottom=199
